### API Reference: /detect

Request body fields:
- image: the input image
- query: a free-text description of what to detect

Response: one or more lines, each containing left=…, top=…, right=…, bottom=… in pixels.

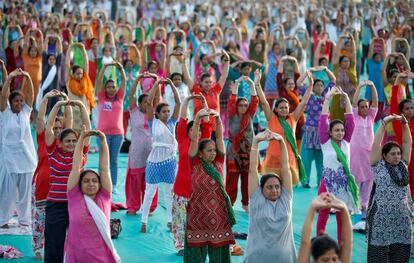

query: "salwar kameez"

left=317, top=113, right=357, bottom=243
left=226, top=94, right=258, bottom=206
left=350, top=107, right=377, bottom=209
left=185, top=154, right=235, bottom=263
left=141, top=118, right=178, bottom=224
left=262, top=115, right=299, bottom=185
left=367, top=160, right=414, bottom=263
left=0, top=104, right=36, bottom=226
left=125, top=107, right=158, bottom=213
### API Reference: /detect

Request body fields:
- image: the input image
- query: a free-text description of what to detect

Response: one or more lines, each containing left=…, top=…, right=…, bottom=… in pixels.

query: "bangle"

left=402, top=120, right=408, bottom=125
left=382, top=120, right=387, bottom=127
left=223, top=59, right=230, bottom=62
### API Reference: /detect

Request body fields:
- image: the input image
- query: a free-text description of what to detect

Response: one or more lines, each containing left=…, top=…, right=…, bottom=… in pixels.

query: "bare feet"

left=140, top=224, right=147, bottom=233
left=167, top=222, right=172, bottom=232
left=34, top=252, right=43, bottom=260
left=242, top=205, right=249, bottom=213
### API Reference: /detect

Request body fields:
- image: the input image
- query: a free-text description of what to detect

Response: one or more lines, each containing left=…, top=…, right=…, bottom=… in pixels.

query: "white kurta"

left=0, top=104, right=37, bottom=174
left=0, top=103, right=36, bottom=226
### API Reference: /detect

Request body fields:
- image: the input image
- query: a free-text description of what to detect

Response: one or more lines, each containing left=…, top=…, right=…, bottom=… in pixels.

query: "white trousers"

left=0, top=172, right=32, bottom=226
left=141, top=183, right=173, bottom=224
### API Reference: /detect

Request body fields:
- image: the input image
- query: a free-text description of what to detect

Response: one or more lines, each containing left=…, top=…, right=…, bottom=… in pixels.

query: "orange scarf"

left=68, top=75, right=96, bottom=109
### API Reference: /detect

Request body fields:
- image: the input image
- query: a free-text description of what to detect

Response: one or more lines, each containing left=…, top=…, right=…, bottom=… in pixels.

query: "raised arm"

left=0, top=60, right=7, bottom=85
left=339, top=88, right=355, bottom=142
left=79, top=43, right=89, bottom=74
left=55, top=35, right=63, bottom=54
left=298, top=193, right=333, bottom=263
left=254, top=69, right=273, bottom=121
left=401, top=115, right=412, bottom=164
left=130, top=44, right=142, bottom=68
left=181, top=59, right=194, bottom=91
left=166, top=78, right=181, bottom=120
left=67, top=126, right=89, bottom=191
left=399, top=52, right=411, bottom=71
left=293, top=71, right=313, bottom=122
left=96, top=131, right=111, bottom=193
left=33, top=28, right=44, bottom=55
left=370, top=115, right=400, bottom=165
left=21, top=70, right=34, bottom=107
left=36, top=90, right=61, bottom=133
left=43, top=34, right=50, bottom=52
left=23, top=30, right=31, bottom=55
left=319, top=88, right=336, bottom=144
left=71, top=100, right=92, bottom=145
left=352, top=82, right=364, bottom=108
left=179, top=96, right=191, bottom=120
left=96, top=64, right=110, bottom=94
left=45, top=100, right=68, bottom=146
left=64, top=99, right=73, bottom=129
left=298, top=194, right=352, bottom=263
left=4, top=25, right=10, bottom=49
left=381, top=55, right=392, bottom=86
left=274, top=132, right=292, bottom=195
left=0, top=71, right=15, bottom=112
left=324, top=67, right=336, bottom=83
left=129, top=75, right=142, bottom=110
left=313, top=40, right=323, bottom=66
left=335, top=195, right=353, bottom=263
left=189, top=109, right=210, bottom=157
left=145, top=80, right=161, bottom=120
left=367, top=80, right=378, bottom=108
left=332, top=36, right=345, bottom=65
left=65, top=44, right=74, bottom=81
left=218, top=50, right=230, bottom=88
left=116, top=62, right=126, bottom=94
left=212, top=111, right=225, bottom=154
left=248, top=132, right=266, bottom=197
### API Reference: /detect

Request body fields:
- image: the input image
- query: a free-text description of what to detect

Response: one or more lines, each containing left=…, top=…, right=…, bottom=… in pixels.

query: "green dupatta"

left=201, top=159, right=236, bottom=226
left=330, top=140, right=360, bottom=209
left=278, top=117, right=306, bottom=182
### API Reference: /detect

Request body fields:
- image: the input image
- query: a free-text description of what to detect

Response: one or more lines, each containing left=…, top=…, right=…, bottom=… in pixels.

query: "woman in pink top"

left=65, top=128, right=120, bottom=263
left=96, top=62, right=126, bottom=191
left=350, top=80, right=378, bottom=217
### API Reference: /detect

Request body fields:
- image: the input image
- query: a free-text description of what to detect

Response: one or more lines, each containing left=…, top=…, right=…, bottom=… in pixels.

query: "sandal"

left=230, top=245, right=243, bottom=256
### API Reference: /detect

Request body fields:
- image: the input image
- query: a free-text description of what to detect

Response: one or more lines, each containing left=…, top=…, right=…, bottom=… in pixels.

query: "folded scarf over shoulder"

left=331, top=139, right=360, bottom=209
left=84, top=195, right=121, bottom=263
left=278, top=117, right=306, bottom=182
left=69, top=74, right=96, bottom=109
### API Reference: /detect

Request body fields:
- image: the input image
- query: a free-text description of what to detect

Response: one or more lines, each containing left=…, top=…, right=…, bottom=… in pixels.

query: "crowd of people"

left=0, top=0, right=414, bottom=262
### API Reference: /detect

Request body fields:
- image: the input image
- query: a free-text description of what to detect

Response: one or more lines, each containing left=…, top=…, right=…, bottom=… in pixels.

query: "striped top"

left=46, top=140, right=89, bottom=202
